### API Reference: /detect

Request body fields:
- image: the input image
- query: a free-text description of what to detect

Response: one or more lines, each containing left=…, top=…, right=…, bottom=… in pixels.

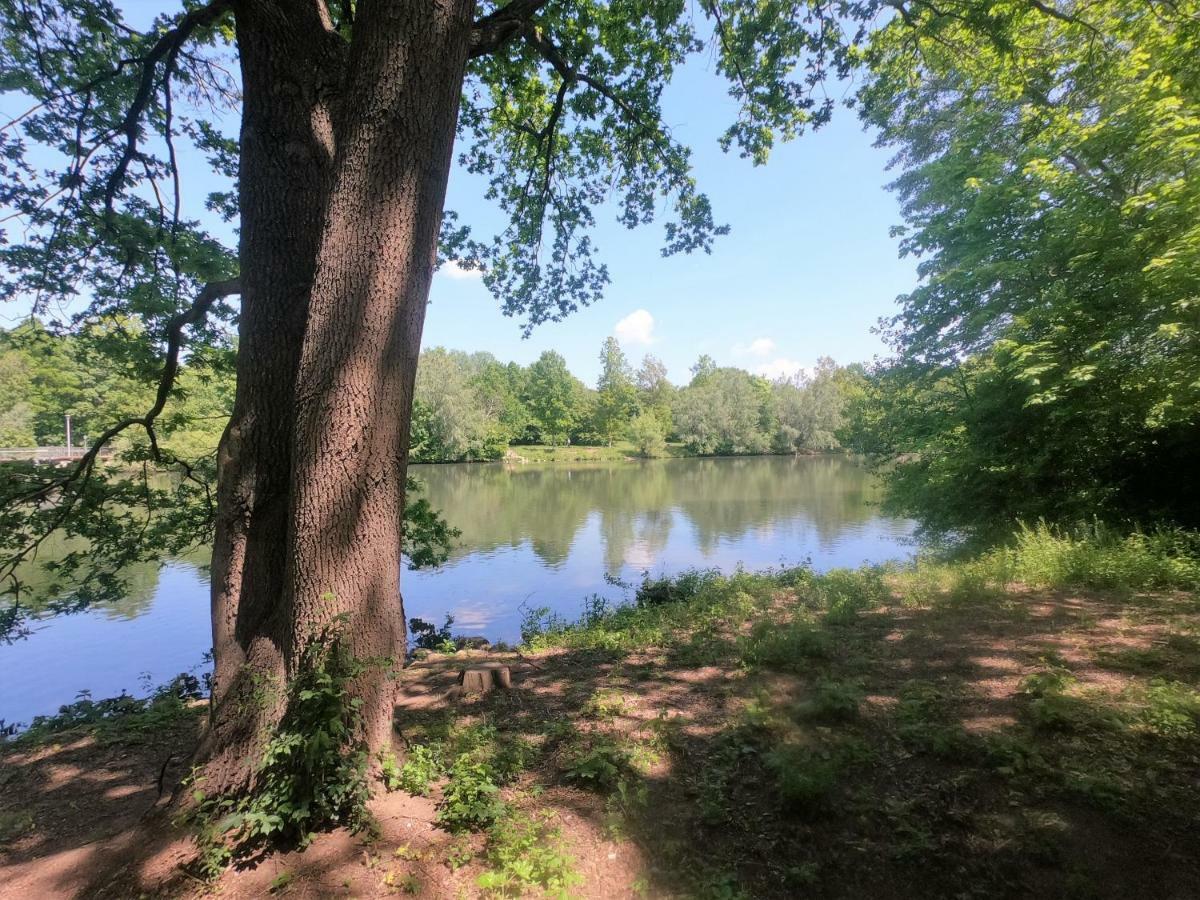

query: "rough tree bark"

left=201, top=0, right=473, bottom=792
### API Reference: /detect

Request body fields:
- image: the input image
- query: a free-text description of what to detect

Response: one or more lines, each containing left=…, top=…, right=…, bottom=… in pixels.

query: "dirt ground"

left=2, top=584, right=1199, bottom=898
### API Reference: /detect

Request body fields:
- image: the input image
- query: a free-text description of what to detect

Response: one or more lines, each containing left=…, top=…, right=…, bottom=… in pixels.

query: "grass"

left=498, top=525, right=1200, bottom=895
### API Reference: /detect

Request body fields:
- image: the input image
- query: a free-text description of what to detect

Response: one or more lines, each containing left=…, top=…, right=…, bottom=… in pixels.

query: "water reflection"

left=403, top=455, right=913, bottom=642
left=0, top=455, right=913, bottom=728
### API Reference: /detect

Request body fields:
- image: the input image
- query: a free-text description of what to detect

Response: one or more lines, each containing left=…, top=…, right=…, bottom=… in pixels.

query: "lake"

left=0, top=455, right=915, bottom=728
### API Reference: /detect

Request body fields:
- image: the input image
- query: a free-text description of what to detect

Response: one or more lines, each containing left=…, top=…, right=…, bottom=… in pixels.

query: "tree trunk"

left=199, top=0, right=473, bottom=794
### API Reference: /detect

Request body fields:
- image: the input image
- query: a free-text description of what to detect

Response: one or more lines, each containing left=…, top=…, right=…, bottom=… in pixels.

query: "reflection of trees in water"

left=9, top=535, right=213, bottom=632
left=415, top=456, right=885, bottom=570
left=673, top=456, right=882, bottom=553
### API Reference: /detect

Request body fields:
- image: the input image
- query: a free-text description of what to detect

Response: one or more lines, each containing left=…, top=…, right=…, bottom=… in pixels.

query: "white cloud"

left=439, top=260, right=483, bottom=280
left=733, top=337, right=776, bottom=358
left=614, top=309, right=656, bottom=345
left=755, top=358, right=807, bottom=380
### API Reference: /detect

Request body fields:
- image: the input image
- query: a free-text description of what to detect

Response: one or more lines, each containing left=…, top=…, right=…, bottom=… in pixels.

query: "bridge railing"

left=0, top=447, right=118, bottom=462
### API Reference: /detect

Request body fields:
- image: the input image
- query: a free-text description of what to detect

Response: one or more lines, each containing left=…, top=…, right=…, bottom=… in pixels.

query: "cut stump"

left=457, top=665, right=512, bottom=694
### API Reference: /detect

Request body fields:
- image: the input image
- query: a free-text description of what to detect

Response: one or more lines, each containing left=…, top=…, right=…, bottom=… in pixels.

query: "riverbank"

left=416, top=443, right=834, bottom=465
left=2, top=527, right=1199, bottom=898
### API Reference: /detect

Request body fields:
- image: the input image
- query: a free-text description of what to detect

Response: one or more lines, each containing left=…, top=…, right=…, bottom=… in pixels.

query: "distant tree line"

left=1, top=321, right=857, bottom=464
left=409, top=339, right=857, bottom=462
left=0, top=320, right=232, bottom=456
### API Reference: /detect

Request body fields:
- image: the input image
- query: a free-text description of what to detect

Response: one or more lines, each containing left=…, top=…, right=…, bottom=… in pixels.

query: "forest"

left=1, top=0, right=1199, bottom=898
left=0, top=326, right=853, bottom=460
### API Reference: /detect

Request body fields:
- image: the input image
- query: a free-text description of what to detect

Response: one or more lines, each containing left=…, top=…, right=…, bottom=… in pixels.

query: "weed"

left=635, top=568, right=721, bottom=606
left=793, top=677, right=863, bottom=722
left=436, top=759, right=507, bottom=832
left=188, top=616, right=379, bottom=878
left=583, top=688, right=627, bottom=720
left=764, top=742, right=841, bottom=811
left=395, top=744, right=443, bottom=796
left=269, top=871, right=294, bottom=893
left=11, top=674, right=203, bottom=746
left=561, top=737, right=633, bottom=790
left=895, top=680, right=977, bottom=759
left=1132, top=679, right=1200, bottom=738
left=739, top=618, right=831, bottom=671
left=476, top=811, right=581, bottom=898
left=444, top=836, right=475, bottom=869
left=0, top=809, right=33, bottom=843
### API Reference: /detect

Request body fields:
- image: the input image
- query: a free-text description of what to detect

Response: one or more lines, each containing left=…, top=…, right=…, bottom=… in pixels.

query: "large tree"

left=853, top=0, right=1200, bottom=536
left=0, top=0, right=864, bottom=804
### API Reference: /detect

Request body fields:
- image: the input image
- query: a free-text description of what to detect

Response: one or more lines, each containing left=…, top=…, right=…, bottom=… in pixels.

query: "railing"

left=0, top=446, right=117, bottom=462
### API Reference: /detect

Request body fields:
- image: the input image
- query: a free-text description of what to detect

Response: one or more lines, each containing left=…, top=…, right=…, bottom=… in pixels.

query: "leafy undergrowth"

left=373, top=527, right=1200, bottom=898
left=4, top=526, right=1200, bottom=898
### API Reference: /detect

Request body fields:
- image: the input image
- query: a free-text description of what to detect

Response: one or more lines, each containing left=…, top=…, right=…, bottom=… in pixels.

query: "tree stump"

left=457, top=665, right=512, bottom=694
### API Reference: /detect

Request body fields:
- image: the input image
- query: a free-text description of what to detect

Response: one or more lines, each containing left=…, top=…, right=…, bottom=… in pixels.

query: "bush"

left=409, top=614, right=455, bottom=651
left=635, top=568, right=721, bottom=607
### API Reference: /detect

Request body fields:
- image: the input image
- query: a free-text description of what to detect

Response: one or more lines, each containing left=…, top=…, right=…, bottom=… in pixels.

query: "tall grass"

left=522, top=526, right=1200, bottom=655
left=895, top=523, right=1200, bottom=604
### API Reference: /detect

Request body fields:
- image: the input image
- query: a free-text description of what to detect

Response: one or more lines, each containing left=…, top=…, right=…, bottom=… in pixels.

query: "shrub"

left=409, top=614, right=455, bottom=650
left=395, top=744, right=443, bottom=796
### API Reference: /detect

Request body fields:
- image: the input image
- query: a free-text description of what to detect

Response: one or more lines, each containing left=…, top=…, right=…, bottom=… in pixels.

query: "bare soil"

left=3, top=585, right=1198, bottom=898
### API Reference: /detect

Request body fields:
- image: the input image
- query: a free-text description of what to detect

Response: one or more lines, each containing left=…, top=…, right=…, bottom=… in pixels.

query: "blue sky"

left=4, top=4, right=918, bottom=387
left=431, top=59, right=915, bottom=386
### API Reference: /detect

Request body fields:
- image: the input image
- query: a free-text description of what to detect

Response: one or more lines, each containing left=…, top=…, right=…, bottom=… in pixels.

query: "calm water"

left=0, top=455, right=914, bottom=727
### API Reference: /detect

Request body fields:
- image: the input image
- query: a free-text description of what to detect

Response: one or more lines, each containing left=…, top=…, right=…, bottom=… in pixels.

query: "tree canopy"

left=843, top=0, right=1200, bottom=537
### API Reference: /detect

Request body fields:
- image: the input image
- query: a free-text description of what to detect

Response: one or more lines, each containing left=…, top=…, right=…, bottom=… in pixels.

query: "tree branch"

left=102, top=0, right=233, bottom=219
left=468, top=0, right=551, bottom=58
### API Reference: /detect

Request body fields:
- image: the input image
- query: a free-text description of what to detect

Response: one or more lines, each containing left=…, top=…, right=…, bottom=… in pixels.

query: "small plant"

left=794, top=678, right=863, bottom=722
left=379, top=750, right=403, bottom=791
left=189, top=616, right=379, bottom=878
left=739, top=618, right=831, bottom=671
left=635, top=567, right=720, bottom=606
left=444, top=836, right=475, bottom=869
left=894, top=680, right=976, bottom=759
left=1134, top=679, right=1200, bottom=738
left=476, top=812, right=581, bottom=898
left=561, top=738, right=632, bottom=790
left=13, top=673, right=204, bottom=746
left=395, top=743, right=444, bottom=796
left=583, top=688, right=627, bottom=720
left=764, top=743, right=840, bottom=811
left=1017, top=667, right=1089, bottom=731
left=436, top=759, right=507, bottom=832
left=0, top=809, right=33, bottom=843
left=269, top=871, right=294, bottom=893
